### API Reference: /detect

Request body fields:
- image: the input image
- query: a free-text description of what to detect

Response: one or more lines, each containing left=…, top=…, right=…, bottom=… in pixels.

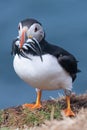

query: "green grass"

left=0, top=102, right=62, bottom=128
left=0, top=94, right=87, bottom=129
left=22, top=102, right=62, bottom=126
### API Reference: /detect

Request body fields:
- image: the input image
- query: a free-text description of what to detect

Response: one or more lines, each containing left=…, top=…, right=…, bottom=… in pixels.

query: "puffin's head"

left=18, top=18, right=45, bottom=49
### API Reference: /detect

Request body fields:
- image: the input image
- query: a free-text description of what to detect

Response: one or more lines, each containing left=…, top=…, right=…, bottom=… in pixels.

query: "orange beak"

left=20, top=29, right=26, bottom=49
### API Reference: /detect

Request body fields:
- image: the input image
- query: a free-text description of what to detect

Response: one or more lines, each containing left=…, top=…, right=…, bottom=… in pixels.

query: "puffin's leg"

left=23, top=89, right=42, bottom=109
left=63, top=89, right=75, bottom=116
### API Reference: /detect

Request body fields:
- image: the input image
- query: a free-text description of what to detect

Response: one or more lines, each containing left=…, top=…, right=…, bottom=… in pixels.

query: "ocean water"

left=0, top=0, right=87, bottom=109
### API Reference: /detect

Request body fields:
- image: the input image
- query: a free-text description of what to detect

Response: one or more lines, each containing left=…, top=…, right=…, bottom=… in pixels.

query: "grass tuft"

left=0, top=94, right=87, bottom=129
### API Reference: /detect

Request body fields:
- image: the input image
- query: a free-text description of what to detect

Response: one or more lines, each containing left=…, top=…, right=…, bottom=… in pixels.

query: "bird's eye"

left=34, top=27, right=38, bottom=32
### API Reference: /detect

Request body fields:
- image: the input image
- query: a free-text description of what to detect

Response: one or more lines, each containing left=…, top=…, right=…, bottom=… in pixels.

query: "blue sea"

left=0, top=0, right=87, bottom=109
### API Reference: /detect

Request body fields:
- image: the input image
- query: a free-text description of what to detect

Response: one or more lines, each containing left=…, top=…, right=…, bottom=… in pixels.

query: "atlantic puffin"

left=12, top=18, right=80, bottom=116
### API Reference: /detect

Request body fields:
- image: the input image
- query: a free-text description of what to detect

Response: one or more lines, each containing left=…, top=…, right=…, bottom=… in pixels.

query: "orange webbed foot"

left=63, top=108, right=75, bottom=117
left=23, top=89, right=42, bottom=109
left=22, top=103, right=42, bottom=109
left=63, top=95, right=75, bottom=117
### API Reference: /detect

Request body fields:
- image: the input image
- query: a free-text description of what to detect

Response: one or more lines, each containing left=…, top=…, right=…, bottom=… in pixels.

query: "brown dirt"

left=0, top=93, right=87, bottom=129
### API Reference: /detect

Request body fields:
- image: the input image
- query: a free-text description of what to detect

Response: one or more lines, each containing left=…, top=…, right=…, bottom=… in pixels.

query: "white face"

left=18, top=22, right=44, bottom=42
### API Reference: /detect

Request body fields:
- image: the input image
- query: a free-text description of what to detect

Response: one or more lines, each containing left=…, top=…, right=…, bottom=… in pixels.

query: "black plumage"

left=12, top=18, right=80, bottom=83
left=11, top=38, right=20, bottom=55
left=21, top=19, right=42, bottom=29
left=39, top=39, right=80, bottom=81
left=12, top=37, right=80, bottom=82
left=12, top=18, right=80, bottom=116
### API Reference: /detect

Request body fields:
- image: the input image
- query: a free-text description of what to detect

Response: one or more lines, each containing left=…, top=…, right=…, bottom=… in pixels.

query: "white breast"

left=13, top=54, right=72, bottom=90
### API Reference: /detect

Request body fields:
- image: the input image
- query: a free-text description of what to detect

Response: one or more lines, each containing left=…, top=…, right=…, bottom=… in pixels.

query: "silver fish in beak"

left=21, top=37, right=43, bottom=61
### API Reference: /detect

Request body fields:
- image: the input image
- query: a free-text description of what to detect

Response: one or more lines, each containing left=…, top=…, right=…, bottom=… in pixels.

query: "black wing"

left=40, top=40, right=80, bottom=81
left=58, top=55, right=79, bottom=81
